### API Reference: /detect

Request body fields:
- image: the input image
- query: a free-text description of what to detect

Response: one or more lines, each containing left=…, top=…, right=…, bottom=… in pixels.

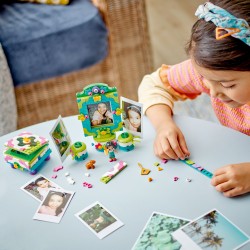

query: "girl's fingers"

left=211, top=174, right=228, bottom=186
left=214, top=180, right=233, bottom=193
left=178, top=133, right=190, bottom=157
left=167, top=136, right=185, bottom=160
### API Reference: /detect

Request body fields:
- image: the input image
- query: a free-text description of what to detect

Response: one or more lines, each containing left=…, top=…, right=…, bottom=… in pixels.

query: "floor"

left=145, top=0, right=218, bottom=123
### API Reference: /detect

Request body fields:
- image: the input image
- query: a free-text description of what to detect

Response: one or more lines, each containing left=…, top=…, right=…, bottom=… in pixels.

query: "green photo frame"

left=76, top=83, right=123, bottom=143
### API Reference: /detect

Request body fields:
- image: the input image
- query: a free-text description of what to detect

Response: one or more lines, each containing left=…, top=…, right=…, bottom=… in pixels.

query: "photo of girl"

left=38, top=191, right=69, bottom=216
left=21, top=175, right=62, bottom=201
left=88, top=102, right=113, bottom=126
left=33, top=189, right=74, bottom=223
left=121, top=97, right=143, bottom=137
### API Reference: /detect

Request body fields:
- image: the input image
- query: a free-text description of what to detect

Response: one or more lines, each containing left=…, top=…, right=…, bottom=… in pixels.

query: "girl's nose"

left=209, top=84, right=222, bottom=98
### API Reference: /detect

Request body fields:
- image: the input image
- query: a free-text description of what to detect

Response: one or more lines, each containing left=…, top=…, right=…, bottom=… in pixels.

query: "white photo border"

left=120, top=97, right=143, bottom=138
left=75, top=201, right=124, bottom=239
left=172, top=208, right=250, bottom=250
left=132, top=211, right=190, bottom=250
left=49, top=115, right=71, bottom=162
left=33, top=188, right=75, bottom=224
left=20, top=174, right=62, bottom=202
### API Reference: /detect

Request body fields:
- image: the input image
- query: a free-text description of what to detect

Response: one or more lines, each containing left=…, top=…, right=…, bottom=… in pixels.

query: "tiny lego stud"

left=174, top=177, right=179, bottom=181
left=85, top=173, right=90, bottom=177
left=148, top=177, right=153, bottom=182
left=154, top=162, right=160, bottom=166
left=186, top=178, right=192, bottom=182
left=53, top=165, right=63, bottom=172
left=51, top=175, right=57, bottom=179
left=158, top=167, right=163, bottom=171
left=161, top=159, right=168, bottom=164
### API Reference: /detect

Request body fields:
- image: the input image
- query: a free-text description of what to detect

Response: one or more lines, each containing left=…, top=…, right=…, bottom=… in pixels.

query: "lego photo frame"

left=76, top=83, right=123, bottom=143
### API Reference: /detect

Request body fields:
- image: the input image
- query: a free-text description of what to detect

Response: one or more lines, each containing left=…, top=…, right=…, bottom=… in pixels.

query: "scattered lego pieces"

left=85, top=173, right=90, bottom=177
left=51, top=175, right=57, bottom=179
left=154, top=162, right=160, bottom=166
left=186, top=178, right=192, bottom=182
left=83, top=182, right=92, bottom=188
left=138, top=163, right=151, bottom=175
left=100, top=161, right=127, bottom=184
left=161, top=159, right=168, bottom=164
left=174, top=177, right=179, bottom=181
left=148, top=177, right=153, bottom=182
left=53, top=165, right=64, bottom=172
left=158, top=167, right=163, bottom=171
left=65, top=172, right=75, bottom=185
left=85, top=160, right=96, bottom=169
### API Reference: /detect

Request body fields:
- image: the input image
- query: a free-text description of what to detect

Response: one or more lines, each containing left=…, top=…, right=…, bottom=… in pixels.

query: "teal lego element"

left=76, top=83, right=122, bottom=142
left=117, top=132, right=135, bottom=151
left=70, top=141, right=88, bottom=161
left=180, top=159, right=213, bottom=179
left=7, top=148, right=52, bottom=175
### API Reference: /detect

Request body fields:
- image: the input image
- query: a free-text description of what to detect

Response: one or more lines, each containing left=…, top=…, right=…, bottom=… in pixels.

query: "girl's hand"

left=211, top=163, right=250, bottom=197
left=154, top=120, right=190, bottom=160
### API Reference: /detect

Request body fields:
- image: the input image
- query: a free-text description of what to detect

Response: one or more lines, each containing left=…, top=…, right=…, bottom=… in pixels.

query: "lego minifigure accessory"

left=195, top=2, right=250, bottom=46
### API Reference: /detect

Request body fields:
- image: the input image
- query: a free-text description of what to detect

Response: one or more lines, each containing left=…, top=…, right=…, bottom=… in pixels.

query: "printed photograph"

left=87, top=102, right=114, bottom=127
left=172, top=209, right=250, bottom=250
left=120, top=97, right=143, bottom=137
left=20, top=175, right=62, bottom=201
left=132, top=212, right=190, bottom=250
left=33, top=189, right=74, bottom=223
left=75, top=201, right=124, bottom=239
left=49, top=115, right=71, bottom=162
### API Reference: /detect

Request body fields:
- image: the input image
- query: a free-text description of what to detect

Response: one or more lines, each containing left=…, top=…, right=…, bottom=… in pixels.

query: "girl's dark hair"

left=186, top=0, right=250, bottom=71
left=43, top=191, right=70, bottom=216
left=35, top=177, right=46, bottom=185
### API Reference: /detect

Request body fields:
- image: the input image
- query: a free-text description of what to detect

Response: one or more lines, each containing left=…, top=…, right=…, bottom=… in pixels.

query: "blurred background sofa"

left=0, top=0, right=153, bottom=135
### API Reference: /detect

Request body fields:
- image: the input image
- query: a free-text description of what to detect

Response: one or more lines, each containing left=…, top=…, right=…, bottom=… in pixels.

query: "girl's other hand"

left=211, top=163, right=250, bottom=197
left=154, top=121, right=190, bottom=160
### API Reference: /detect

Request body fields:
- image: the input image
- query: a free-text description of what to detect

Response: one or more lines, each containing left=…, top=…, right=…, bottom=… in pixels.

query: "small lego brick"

left=66, top=176, right=75, bottom=185
left=65, top=172, right=70, bottom=177
left=154, top=162, right=160, bottom=166
left=83, top=182, right=92, bottom=188
left=100, top=161, right=127, bottom=184
left=85, top=173, right=90, bottom=177
left=186, top=178, right=192, bottom=182
left=158, top=167, right=163, bottom=171
left=53, top=165, right=64, bottom=172
left=148, top=177, right=153, bottom=182
left=185, top=160, right=195, bottom=165
left=174, top=177, right=179, bottom=181
left=161, top=159, right=168, bottom=164
left=138, top=163, right=151, bottom=175
left=51, top=175, right=57, bottom=179
left=85, top=160, right=96, bottom=169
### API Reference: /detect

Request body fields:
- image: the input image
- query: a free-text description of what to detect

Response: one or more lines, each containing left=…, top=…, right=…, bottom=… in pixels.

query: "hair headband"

left=127, top=105, right=141, bottom=113
left=195, top=2, right=250, bottom=46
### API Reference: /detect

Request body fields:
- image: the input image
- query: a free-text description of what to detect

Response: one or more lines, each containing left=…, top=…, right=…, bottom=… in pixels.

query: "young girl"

left=38, top=191, right=67, bottom=216
left=91, top=102, right=113, bottom=126
left=124, top=105, right=142, bottom=132
left=138, top=0, right=250, bottom=198
left=34, top=177, right=57, bottom=200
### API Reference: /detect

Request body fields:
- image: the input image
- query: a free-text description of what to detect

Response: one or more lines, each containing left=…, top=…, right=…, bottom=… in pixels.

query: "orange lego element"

left=85, top=160, right=96, bottom=169
left=148, top=177, right=153, bottom=182
left=158, top=167, right=163, bottom=171
left=215, top=27, right=240, bottom=40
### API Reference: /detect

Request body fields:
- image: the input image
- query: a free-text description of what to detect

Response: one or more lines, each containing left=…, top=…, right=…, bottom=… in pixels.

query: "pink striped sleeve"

left=160, top=59, right=210, bottom=100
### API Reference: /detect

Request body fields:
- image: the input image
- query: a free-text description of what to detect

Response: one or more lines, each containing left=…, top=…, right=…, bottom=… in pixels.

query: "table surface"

left=0, top=115, right=250, bottom=250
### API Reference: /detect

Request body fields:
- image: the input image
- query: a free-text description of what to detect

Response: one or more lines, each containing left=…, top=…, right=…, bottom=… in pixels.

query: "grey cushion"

left=0, top=0, right=108, bottom=86
left=0, top=44, right=17, bottom=135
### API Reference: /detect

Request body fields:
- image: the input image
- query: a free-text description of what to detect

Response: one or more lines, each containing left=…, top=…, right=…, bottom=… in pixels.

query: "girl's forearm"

left=146, top=104, right=174, bottom=130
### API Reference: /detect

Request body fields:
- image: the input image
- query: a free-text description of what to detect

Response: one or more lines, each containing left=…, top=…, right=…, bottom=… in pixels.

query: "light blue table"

left=0, top=115, right=249, bottom=250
